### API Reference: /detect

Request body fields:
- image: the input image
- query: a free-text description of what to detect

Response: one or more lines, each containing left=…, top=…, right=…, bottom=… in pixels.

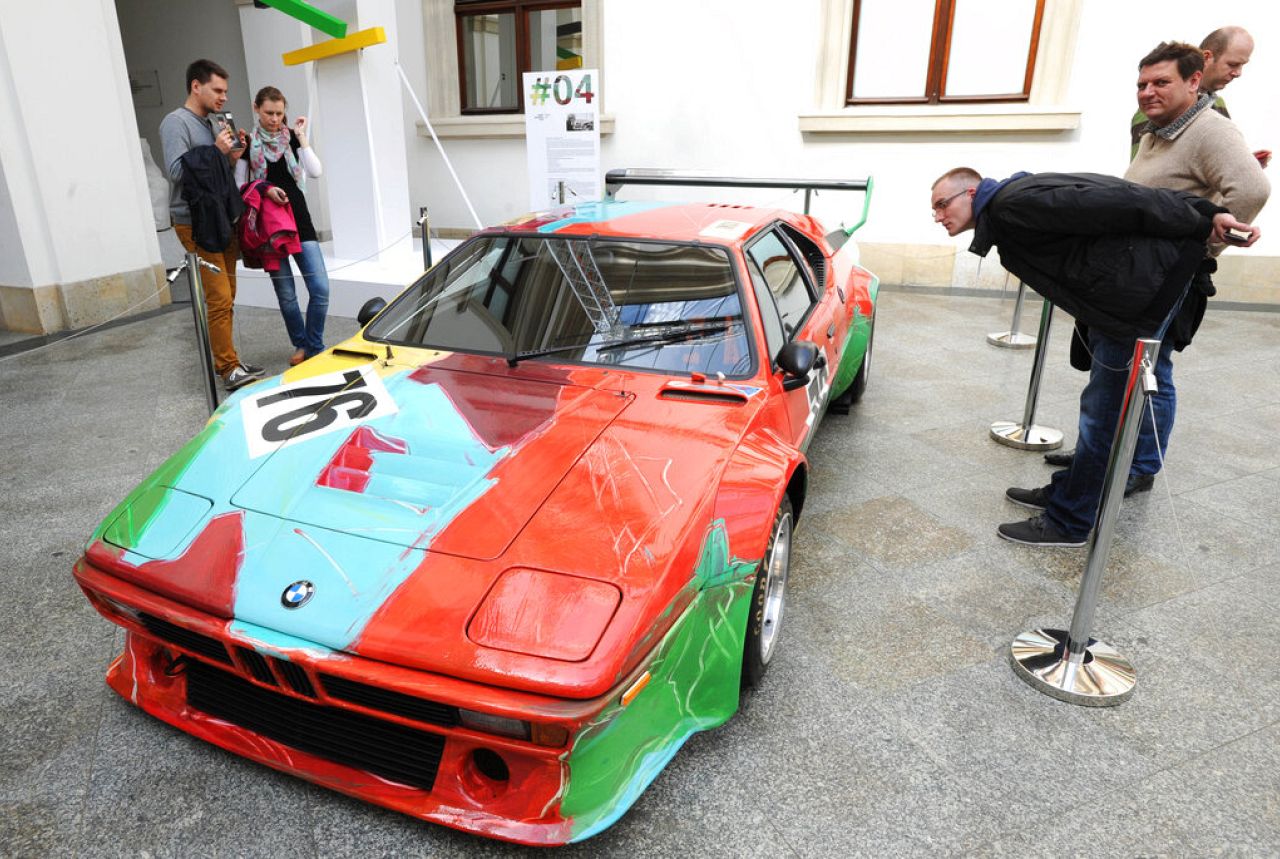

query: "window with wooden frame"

left=455, top=0, right=583, bottom=114
left=846, top=0, right=1045, bottom=105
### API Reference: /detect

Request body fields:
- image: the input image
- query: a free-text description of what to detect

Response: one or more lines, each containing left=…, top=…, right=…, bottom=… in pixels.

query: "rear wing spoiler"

left=603, top=169, right=875, bottom=236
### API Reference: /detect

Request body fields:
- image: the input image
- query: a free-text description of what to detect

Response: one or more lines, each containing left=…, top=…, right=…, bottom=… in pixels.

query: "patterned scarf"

left=248, top=123, right=304, bottom=190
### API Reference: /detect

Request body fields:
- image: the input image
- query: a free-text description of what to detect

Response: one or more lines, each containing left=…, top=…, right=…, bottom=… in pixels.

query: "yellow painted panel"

left=282, top=27, right=386, bottom=66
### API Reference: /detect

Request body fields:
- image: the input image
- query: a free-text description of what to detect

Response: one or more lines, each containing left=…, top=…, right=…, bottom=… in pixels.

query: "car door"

left=744, top=224, right=834, bottom=449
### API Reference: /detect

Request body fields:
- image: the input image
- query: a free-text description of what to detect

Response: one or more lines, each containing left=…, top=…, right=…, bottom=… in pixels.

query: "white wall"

left=115, top=0, right=252, bottom=175
left=0, top=0, right=160, bottom=287
left=395, top=1, right=1279, bottom=259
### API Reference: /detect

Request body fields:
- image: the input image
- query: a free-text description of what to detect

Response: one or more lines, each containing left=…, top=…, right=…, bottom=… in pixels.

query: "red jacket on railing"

left=239, top=180, right=302, bottom=271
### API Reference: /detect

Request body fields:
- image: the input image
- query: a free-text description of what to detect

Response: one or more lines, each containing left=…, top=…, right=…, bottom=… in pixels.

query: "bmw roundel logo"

left=281, top=580, right=315, bottom=609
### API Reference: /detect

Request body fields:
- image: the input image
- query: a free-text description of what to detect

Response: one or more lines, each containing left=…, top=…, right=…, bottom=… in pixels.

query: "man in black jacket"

left=931, top=168, right=1259, bottom=546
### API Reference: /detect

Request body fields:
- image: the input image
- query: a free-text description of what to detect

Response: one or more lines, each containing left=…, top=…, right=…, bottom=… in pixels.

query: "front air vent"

left=320, top=674, right=460, bottom=728
left=658, top=387, right=748, bottom=405
left=138, top=613, right=232, bottom=665
left=235, top=647, right=277, bottom=686
left=273, top=658, right=317, bottom=698
left=186, top=661, right=444, bottom=791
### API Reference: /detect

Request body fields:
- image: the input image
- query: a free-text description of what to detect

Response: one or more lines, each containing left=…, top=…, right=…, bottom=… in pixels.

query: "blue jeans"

left=270, top=240, right=329, bottom=357
left=1043, top=301, right=1182, bottom=539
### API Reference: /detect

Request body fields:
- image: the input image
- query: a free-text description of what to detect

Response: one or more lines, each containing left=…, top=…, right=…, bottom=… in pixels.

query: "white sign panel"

left=523, top=69, right=601, bottom=211
left=241, top=367, right=398, bottom=459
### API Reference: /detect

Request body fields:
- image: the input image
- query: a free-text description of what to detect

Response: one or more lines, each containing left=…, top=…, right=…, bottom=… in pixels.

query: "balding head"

left=1200, top=26, right=1253, bottom=92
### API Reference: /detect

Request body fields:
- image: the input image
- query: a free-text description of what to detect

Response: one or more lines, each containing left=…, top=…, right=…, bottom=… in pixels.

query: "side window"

left=747, top=230, right=816, bottom=339
left=746, top=256, right=786, bottom=362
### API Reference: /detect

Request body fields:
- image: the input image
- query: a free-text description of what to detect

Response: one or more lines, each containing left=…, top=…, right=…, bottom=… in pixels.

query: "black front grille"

left=273, top=658, right=317, bottom=698
left=321, top=674, right=459, bottom=728
left=186, top=661, right=445, bottom=791
left=138, top=613, right=232, bottom=665
left=235, top=647, right=277, bottom=686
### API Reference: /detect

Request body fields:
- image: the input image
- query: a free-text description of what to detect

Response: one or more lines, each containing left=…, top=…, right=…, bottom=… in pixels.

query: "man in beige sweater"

left=1122, top=40, right=1269, bottom=486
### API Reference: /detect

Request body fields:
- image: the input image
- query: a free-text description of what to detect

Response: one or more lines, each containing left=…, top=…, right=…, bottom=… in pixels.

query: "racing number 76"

left=257, top=370, right=377, bottom=443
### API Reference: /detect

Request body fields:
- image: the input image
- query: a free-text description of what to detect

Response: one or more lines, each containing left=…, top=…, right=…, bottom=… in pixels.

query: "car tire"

left=742, top=496, right=794, bottom=688
left=848, top=307, right=875, bottom=404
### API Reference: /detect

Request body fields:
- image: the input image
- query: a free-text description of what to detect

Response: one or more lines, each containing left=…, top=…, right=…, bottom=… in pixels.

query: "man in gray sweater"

left=160, top=58, right=262, bottom=391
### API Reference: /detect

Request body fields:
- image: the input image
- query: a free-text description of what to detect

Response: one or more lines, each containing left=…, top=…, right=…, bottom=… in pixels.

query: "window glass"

left=529, top=7, right=583, bottom=72
left=945, top=0, right=1039, bottom=96
left=849, top=0, right=934, bottom=100
left=366, top=237, right=754, bottom=378
left=746, top=257, right=787, bottom=360
left=847, top=0, right=1043, bottom=104
left=747, top=231, right=813, bottom=338
left=461, top=12, right=518, bottom=110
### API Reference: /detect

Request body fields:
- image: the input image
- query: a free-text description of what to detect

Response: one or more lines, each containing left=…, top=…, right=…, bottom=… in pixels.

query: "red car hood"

left=231, top=365, right=631, bottom=560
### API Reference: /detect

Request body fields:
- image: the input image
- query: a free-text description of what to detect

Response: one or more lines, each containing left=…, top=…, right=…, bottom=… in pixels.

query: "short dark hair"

left=254, top=86, right=287, bottom=108
left=932, top=167, right=982, bottom=190
left=1200, top=26, right=1247, bottom=57
left=185, top=59, right=229, bottom=94
left=1138, top=41, right=1204, bottom=80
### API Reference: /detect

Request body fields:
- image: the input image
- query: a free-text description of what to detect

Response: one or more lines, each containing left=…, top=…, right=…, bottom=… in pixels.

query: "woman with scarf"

left=235, top=86, right=328, bottom=366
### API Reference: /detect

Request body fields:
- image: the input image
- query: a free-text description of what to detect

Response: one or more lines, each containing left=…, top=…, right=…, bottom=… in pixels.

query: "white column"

left=291, top=0, right=411, bottom=262
left=0, top=0, right=164, bottom=334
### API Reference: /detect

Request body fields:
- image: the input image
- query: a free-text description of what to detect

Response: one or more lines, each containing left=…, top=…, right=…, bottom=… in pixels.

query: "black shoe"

left=239, top=362, right=265, bottom=377
left=997, top=515, right=1087, bottom=548
left=1125, top=473, right=1155, bottom=497
left=223, top=366, right=261, bottom=392
left=1005, top=485, right=1049, bottom=511
left=1044, top=448, right=1075, bottom=468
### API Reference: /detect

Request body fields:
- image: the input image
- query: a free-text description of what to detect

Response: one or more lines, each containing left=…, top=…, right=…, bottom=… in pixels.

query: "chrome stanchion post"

left=990, top=298, right=1063, bottom=450
left=179, top=251, right=220, bottom=415
left=1010, top=337, right=1159, bottom=707
left=987, top=280, right=1037, bottom=349
left=418, top=206, right=432, bottom=271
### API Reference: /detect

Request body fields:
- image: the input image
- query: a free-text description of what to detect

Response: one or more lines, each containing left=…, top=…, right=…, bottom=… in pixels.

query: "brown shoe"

left=289, top=349, right=306, bottom=366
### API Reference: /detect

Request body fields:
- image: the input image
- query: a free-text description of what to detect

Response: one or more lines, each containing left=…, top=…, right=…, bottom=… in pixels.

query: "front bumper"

left=74, top=554, right=751, bottom=845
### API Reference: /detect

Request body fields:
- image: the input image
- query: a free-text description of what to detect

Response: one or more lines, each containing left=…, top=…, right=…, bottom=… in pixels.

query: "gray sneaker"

left=223, top=366, right=261, bottom=391
left=238, top=362, right=265, bottom=377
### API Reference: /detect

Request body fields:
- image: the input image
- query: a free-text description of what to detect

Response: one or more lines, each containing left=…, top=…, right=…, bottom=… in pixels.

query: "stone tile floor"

left=1, top=290, right=1277, bottom=857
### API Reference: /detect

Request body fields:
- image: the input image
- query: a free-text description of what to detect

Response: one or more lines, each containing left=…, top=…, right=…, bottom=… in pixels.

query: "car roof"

left=488, top=200, right=819, bottom=248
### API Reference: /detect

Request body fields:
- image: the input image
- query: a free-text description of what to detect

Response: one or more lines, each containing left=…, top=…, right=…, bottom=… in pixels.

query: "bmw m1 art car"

left=74, top=170, right=878, bottom=845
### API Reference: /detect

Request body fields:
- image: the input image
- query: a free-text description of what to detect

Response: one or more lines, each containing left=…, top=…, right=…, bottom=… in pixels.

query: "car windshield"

left=364, top=236, right=754, bottom=377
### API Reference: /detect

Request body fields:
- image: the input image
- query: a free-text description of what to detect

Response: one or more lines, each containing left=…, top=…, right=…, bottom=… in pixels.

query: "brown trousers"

left=174, top=223, right=241, bottom=376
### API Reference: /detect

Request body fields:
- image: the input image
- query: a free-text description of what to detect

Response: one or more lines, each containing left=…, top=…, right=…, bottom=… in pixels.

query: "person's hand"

left=293, top=116, right=308, bottom=147
left=266, top=186, right=289, bottom=205
left=1211, top=212, right=1260, bottom=246
left=229, top=129, right=247, bottom=157
left=214, top=126, right=235, bottom=155
left=1253, top=149, right=1272, bottom=169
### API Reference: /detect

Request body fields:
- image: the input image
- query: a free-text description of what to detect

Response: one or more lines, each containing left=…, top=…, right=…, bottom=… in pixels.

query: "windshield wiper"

left=594, top=321, right=732, bottom=353
left=506, top=339, right=597, bottom=367
left=506, top=321, right=733, bottom=367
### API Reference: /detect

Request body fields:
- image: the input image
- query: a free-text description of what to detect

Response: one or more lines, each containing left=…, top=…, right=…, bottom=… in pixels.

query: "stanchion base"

left=1010, top=628, right=1136, bottom=707
left=990, top=421, right=1063, bottom=451
left=987, top=331, right=1037, bottom=349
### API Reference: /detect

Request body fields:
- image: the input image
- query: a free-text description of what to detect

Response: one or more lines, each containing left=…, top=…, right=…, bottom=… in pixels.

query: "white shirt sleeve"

left=298, top=146, right=323, bottom=178
left=234, top=157, right=248, bottom=187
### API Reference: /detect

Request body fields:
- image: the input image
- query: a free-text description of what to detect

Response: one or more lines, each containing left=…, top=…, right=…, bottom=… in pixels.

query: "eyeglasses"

left=931, top=189, right=967, bottom=213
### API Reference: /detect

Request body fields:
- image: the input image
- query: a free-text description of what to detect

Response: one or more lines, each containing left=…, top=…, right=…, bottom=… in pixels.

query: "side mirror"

left=777, top=341, right=819, bottom=391
left=357, top=298, right=387, bottom=327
